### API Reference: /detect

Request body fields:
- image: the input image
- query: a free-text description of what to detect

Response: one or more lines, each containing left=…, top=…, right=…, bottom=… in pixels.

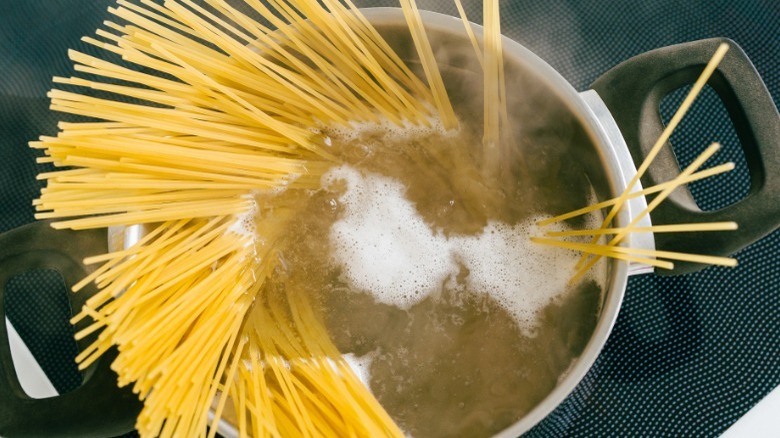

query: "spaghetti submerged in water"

left=33, top=0, right=734, bottom=436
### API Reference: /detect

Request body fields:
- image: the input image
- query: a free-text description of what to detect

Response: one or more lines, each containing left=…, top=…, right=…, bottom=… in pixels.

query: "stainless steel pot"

left=1, top=7, right=778, bottom=437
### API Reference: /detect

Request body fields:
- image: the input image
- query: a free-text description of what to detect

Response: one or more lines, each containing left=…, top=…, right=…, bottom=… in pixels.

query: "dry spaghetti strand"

left=571, top=43, right=729, bottom=272
left=536, top=162, right=735, bottom=226
left=569, top=142, right=723, bottom=283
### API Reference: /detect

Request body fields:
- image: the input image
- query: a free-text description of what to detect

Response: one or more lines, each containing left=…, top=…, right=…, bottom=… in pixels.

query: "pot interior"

left=237, top=10, right=619, bottom=437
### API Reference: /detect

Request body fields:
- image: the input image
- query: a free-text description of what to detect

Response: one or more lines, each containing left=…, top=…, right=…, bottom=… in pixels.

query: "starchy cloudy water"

left=324, top=164, right=599, bottom=336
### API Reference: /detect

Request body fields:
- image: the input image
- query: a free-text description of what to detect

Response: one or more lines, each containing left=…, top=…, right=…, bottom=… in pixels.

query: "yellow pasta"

left=33, top=0, right=477, bottom=436
left=571, top=43, right=730, bottom=271
left=453, top=0, right=509, bottom=176
left=545, top=221, right=738, bottom=237
left=533, top=44, right=739, bottom=284
left=398, top=0, right=458, bottom=129
left=536, top=162, right=735, bottom=225
left=569, top=142, right=723, bottom=282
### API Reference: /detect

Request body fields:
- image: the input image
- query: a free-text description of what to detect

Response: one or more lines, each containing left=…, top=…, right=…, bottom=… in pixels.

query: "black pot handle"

left=591, top=37, right=780, bottom=275
left=0, top=220, right=141, bottom=437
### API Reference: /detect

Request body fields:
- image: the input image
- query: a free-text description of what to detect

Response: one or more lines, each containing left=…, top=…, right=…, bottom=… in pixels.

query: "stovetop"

left=1, top=0, right=778, bottom=436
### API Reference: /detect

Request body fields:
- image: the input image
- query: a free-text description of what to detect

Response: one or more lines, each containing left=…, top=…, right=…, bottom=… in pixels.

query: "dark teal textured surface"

left=0, top=0, right=778, bottom=436
left=4, top=269, right=82, bottom=395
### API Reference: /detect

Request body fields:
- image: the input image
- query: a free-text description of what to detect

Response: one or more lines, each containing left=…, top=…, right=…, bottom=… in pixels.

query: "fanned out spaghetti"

left=482, top=0, right=503, bottom=150
left=32, top=0, right=464, bottom=436
left=534, top=43, right=739, bottom=280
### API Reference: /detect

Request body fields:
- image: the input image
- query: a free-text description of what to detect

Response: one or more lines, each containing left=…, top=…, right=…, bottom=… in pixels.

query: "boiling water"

left=253, top=120, right=606, bottom=437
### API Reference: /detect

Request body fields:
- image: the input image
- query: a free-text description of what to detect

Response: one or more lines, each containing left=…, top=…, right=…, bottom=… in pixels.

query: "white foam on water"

left=324, top=166, right=457, bottom=309
left=342, top=352, right=375, bottom=388
left=451, top=221, right=578, bottom=334
left=324, top=165, right=590, bottom=335
left=227, top=195, right=258, bottom=242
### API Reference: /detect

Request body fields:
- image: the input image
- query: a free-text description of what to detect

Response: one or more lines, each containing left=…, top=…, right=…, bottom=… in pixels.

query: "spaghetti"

left=34, top=0, right=463, bottom=436
left=534, top=43, right=738, bottom=282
